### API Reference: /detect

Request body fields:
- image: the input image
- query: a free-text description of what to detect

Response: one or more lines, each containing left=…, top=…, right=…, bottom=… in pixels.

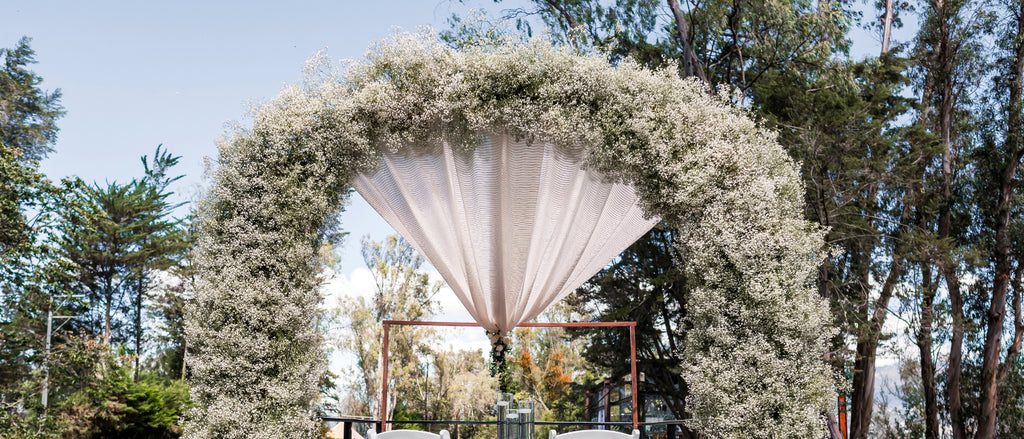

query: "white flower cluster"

left=485, top=329, right=513, bottom=377
left=188, top=29, right=834, bottom=439
left=485, top=330, right=512, bottom=348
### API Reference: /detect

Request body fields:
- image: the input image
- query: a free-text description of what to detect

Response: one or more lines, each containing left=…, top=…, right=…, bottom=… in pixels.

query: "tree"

left=506, top=301, right=591, bottom=422
left=0, top=37, right=64, bottom=435
left=429, top=348, right=495, bottom=438
left=56, top=146, right=188, bottom=354
left=0, top=37, right=63, bottom=161
left=149, top=211, right=197, bottom=380
left=899, top=1, right=990, bottom=436
left=0, top=142, right=53, bottom=393
left=571, top=225, right=697, bottom=437
left=329, top=236, right=500, bottom=435
left=329, top=235, right=441, bottom=422
left=52, top=339, right=190, bottom=439
left=969, top=2, right=1024, bottom=436
left=0, top=37, right=63, bottom=375
left=130, top=145, right=188, bottom=378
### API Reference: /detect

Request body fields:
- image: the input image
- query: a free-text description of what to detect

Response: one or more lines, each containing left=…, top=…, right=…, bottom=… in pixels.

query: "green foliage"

left=49, top=341, right=190, bottom=439
left=572, top=225, right=690, bottom=421
left=149, top=253, right=193, bottom=379
left=55, top=148, right=189, bottom=347
left=329, top=235, right=441, bottom=420
left=870, top=359, right=927, bottom=439
left=506, top=303, right=592, bottom=421
left=0, top=335, right=191, bottom=439
left=0, top=406, right=65, bottom=439
left=326, top=234, right=495, bottom=433
left=0, top=142, right=52, bottom=268
left=0, top=37, right=196, bottom=439
left=0, top=37, right=65, bottom=433
left=63, top=369, right=190, bottom=438
left=0, top=36, right=63, bottom=161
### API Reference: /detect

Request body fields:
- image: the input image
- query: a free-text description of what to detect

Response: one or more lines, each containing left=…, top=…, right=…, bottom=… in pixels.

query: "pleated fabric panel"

left=351, top=134, right=660, bottom=334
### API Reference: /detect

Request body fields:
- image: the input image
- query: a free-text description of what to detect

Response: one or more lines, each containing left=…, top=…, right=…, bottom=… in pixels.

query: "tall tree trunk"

left=881, top=0, right=895, bottom=54
left=918, top=262, right=940, bottom=439
left=811, top=164, right=845, bottom=439
left=850, top=255, right=904, bottom=439
left=135, top=271, right=143, bottom=381
left=666, top=0, right=709, bottom=84
left=976, top=3, right=1024, bottom=437
left=945, top=265, right=966, bottom=439
left=931, top=0, right=967, bottom=434
left=987, top=267, right=1021, bottom=438
left=998, top=268, right=1023, bottom=385
left=103, top=276, right=113, bottom=346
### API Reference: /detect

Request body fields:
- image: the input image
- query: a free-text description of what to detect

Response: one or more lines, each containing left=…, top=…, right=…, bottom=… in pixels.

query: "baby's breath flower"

left=188, top=29, right=833, bottom=439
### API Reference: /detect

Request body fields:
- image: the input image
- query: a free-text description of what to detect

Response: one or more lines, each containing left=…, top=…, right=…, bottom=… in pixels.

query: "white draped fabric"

left=352, top=134, right=660, bottom=334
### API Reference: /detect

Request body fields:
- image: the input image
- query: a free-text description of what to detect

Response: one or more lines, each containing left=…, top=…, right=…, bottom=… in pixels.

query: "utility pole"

left=41, top=295, right=82, bottom=413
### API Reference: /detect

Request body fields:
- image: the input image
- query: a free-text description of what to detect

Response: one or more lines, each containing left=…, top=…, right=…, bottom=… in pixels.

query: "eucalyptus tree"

left=0, top=37, right=62, bottom=358
left=968, top=1, right=1024, bottom=436
left=900, top=0, right=992, bottom=437
left=329, top=235, right=441, bottom=421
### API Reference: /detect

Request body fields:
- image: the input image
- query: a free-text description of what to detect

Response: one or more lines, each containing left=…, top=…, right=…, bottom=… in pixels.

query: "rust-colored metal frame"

left=380, top=320, right=638, bottom=432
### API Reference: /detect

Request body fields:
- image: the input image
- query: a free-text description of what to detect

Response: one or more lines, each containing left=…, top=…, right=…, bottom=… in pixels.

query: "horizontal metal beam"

left=381, top=320, right=636, bottom=328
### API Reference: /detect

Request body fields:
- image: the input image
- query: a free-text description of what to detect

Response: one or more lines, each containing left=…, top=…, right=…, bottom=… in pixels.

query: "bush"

left=62, top=365, right=190, bottom=439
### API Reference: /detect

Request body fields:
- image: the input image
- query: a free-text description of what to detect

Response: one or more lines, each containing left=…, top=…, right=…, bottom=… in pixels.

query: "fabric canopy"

left=352, top=133, right=660, bottom=334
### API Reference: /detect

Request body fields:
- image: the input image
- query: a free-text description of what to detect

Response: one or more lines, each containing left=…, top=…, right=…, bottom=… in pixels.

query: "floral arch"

left=185, top=32, right=835, bottom=439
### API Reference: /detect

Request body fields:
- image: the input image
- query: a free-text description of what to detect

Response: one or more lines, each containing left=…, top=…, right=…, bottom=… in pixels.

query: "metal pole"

left=40, top=294, right=82, bottom=413
left=381, top=322, right=391, bottom=432
left=42, top=307, right=53, bottom=410
left=630, top=324, right=638, bottom=431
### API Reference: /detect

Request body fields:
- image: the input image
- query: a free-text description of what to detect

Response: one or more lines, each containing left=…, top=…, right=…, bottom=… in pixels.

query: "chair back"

left=548, top=429, right=640, bottom=439
left=367, top=429, right=451, bottom=439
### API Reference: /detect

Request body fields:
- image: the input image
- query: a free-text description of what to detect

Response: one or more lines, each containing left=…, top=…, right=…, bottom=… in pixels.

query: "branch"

left=665, top=0, right=710, bottom=84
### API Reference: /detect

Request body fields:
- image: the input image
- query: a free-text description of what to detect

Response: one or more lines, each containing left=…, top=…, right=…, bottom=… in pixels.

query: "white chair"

left=367, top=429, right=451, bottom=439
left=548, top=429, right=640, bottom=439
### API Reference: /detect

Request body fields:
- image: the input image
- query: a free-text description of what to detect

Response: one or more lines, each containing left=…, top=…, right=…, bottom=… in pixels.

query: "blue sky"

left=3, top=0, right=499, bottom=270
left=3, top=0, right=510, bottom=370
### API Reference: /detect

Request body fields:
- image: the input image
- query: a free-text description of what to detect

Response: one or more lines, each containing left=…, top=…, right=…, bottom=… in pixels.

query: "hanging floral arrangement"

left=486, top=330, right=513, bottom=377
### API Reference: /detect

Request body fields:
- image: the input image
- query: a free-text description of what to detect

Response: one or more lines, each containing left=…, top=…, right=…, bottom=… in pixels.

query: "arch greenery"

left=185, top=32, right=835, bottom=439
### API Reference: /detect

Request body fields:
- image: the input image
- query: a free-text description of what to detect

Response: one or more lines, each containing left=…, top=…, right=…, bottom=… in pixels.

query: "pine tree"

left=0, top=37, right=63, bottom=162
left=56, top=147, right=188, bottom=354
